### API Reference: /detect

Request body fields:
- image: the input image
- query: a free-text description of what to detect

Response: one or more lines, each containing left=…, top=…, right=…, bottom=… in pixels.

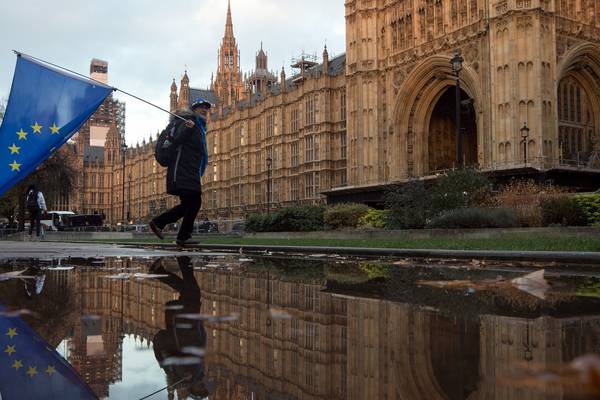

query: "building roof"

left=189, top=88, right=220, bottom=107
left=226, top=53, right=346, bottom=115
left=200, top=53, right=346, bottom=119
left=327, top=53, right=346, bottom=76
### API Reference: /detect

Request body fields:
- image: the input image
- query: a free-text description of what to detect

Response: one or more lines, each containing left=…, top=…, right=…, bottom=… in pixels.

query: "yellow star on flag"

left=49, top=123, right=60, bottom=134
left=27, top=365, right=38, bottom=378
left=16, top=129, right=28, bottom=140
left=4, top=345, right=16, bottom=356
left=45, top=365, right=56, bottom=376
left=12, top=359, right=23, bottom=371
left=6, top=327, right=17, bottom=338
left=9, top=161, right=21, bottom=172
left=8, top=143, right=20, bottom=154
left=31, top=122, right=42, bottom=134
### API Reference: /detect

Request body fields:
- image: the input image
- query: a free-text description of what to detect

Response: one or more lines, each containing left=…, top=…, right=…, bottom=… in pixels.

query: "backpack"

left=155, top=120, right=181, bottom=167
left=26, top=190, right=39, bottom=211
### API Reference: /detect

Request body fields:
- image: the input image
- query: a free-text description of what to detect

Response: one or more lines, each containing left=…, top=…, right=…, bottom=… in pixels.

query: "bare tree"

left=0, top=96, right=6, bottom=126
left=0, top=148, right=76, bottom=229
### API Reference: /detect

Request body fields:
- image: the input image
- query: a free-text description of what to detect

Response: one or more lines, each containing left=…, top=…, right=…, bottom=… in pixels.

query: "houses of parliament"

left=64, top=0, right=600, bottom=225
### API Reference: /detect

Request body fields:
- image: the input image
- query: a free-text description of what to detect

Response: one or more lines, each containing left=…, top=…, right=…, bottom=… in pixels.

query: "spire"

left=280, top=66, right=287, bottom=93
left=322, top=44, right=330, bottom=75
left=225, top=0, right=233, bottom=38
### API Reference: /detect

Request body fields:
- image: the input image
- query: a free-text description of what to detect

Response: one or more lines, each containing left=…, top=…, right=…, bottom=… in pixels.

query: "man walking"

left=25, top=184, right=47, bottom=237
left=149, top=98, right=210, bottom=247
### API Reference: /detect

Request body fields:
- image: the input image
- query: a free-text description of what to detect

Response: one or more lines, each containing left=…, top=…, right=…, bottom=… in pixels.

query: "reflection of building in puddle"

left=41, top=259, right=600, bottom=399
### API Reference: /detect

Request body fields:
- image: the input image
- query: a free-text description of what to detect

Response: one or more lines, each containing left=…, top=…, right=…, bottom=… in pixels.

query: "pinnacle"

left=225, top=0, right=234, bottom=38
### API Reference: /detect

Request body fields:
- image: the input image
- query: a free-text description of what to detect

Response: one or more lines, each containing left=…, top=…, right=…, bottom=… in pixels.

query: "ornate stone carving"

left=517, top=16, right=533, bottom=30
left=463, top=43, right=479, bottom=65
left=393, top=68, right=406, bottom=89
left=495, top=0, right=508, bottom=15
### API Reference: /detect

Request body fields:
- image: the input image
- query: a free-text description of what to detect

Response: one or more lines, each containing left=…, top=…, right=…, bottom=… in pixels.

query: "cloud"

left=0, top=0, right=345, bottom=145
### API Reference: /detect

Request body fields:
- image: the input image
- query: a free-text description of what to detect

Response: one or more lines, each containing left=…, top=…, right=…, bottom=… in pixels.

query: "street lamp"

left=127, top=173, right=132, bottom=223
left=450, top=50, right=464, bottom=167
left=520, top=122, right=530, bottom=164
left=121, top=143, right=127, bottom=226
left=266, top=157, right=272, bottom=215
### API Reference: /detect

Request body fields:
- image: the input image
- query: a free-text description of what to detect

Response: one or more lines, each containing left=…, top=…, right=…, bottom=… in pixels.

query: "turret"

left=322, top=45, right=329, bottom=75
left=170, top=79, right=178, bottom=112
left=280, top=66, right=286, bottom=93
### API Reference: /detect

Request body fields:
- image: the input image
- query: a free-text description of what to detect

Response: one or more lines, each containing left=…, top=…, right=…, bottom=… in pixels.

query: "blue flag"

left=0, top=54, right=113, bottom=196
left=0, top=305, right=98, bottom=399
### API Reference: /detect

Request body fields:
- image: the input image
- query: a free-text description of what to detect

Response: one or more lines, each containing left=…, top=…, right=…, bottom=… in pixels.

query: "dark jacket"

left=166, top=111, right=206, bottom=195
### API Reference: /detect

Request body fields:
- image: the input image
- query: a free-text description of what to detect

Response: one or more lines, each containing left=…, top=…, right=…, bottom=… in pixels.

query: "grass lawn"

left=83, top=234, right=600, bottom=252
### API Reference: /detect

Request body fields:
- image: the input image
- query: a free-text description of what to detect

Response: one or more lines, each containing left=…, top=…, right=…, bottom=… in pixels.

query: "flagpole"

left=12, top=50, right=187, bottom=123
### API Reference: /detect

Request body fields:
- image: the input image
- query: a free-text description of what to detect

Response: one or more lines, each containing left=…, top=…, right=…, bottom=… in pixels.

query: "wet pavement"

left=0, top=254, right=599, bottom=399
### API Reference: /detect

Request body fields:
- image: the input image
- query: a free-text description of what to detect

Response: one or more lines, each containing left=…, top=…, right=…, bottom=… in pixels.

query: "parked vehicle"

left=40, top=211, right=75, bottom=231
left=194, top=220, right=219, bottom=233
left=231, top=221, right=245, bottom=234
left=64, top=214, right=104, bottom=230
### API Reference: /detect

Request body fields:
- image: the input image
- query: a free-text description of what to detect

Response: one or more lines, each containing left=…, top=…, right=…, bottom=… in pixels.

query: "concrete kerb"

left=110, top=242, right=600, bottom=265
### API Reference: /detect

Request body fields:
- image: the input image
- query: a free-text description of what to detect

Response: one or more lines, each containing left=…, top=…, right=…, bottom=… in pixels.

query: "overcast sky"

left=0, top=0, right=345, bottom=145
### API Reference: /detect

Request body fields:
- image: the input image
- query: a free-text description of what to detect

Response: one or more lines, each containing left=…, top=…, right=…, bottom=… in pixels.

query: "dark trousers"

left=153, top=191, right=201, bottom=241
left=28, top=209, right=41, bottom=237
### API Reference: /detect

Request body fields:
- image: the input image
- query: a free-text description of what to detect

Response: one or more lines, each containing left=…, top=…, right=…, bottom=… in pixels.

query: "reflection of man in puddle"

left=152, top=256, right=212, bottom=399
left=22, top=266, right=46, bottom=298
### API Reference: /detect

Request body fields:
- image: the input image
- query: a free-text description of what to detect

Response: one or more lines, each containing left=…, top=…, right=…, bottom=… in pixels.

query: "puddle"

left=0, top=255, right=599, bottom=399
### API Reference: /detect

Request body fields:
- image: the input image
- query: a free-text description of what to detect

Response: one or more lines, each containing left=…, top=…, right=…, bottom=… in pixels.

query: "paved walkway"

left=2, top=240, right=600, bottom=265
left=0, top=241, right=185, bottom=260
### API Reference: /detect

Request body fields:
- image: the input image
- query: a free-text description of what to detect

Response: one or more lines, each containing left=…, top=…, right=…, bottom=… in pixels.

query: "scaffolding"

left=291, top=52, right=318, bottom=83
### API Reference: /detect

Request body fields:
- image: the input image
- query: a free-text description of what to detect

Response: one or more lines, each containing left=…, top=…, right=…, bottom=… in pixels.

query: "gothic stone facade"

left=341, top=0, right=600, bottom=192
left=72, top=1, right=600, bottom=224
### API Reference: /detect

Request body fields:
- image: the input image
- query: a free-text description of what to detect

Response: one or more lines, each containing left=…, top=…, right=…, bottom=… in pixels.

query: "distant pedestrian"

left=149, top=97, right=211, bottom=247
left=25, top=184, right=47, bottom=237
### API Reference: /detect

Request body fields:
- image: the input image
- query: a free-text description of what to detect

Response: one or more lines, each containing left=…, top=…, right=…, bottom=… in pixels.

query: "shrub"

left=573, top=194, right=600, bottom=226
left=272, top=205, right=326, bottom=232
left=426, top=207, right=518, bottom=229
left=246, top=213, right=277, bottom=232
left=245, top=205, right=326, bottom=232
left=541, top=197, right=588, bottom=227
left=358, top=209, right=388, bottom=229
left=429, top=168, right=492, bottom=215
left=324, top=203, right=370, bottom=229
left=494, top=180, right=565, bottom=227
left=384, top=180, right=432, bottom=229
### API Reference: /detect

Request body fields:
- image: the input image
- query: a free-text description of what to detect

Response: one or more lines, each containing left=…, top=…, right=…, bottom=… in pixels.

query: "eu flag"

left=0, top=305, right=98, bottom=399
left=0, top=54, right=113, bottom=196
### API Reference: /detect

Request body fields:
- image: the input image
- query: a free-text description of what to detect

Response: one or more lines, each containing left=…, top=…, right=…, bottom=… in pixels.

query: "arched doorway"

left=391, top=55, right=483, bottom=179
left=427, top=87, right=478, bottom=172
left=557, top=76, right=597, bottom=164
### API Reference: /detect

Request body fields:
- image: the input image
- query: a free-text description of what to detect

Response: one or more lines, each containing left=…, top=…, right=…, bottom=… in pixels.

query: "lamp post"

left=520, top=122, right=530, bottom=165
left=266, top=157, right=272, bottom=215
left=120, top=143, right=127, bottom=226
left=127, top=173, right=132, bottom=223
left=450, top=51, right=464, bottom=168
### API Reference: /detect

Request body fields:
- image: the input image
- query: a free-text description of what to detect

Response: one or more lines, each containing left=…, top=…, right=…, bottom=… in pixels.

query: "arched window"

left=558, top=76, right=596, bottom=163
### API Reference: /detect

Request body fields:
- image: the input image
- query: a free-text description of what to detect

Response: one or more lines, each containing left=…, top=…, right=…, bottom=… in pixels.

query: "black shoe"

left=176, top=239, right=199, bottom=247
left=149, top=221, right=164, bottom=240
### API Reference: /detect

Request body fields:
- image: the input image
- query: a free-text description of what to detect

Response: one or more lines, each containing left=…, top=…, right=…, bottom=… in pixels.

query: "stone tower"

left=247, top=43, right=278, bottom=96
left=178, top=71, right=190, bottom=110
left=344, top=0, right=600, bottom=187
left=213, top=0, right=244, bottom=107
left=169, top=79, right=178, bottom=112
